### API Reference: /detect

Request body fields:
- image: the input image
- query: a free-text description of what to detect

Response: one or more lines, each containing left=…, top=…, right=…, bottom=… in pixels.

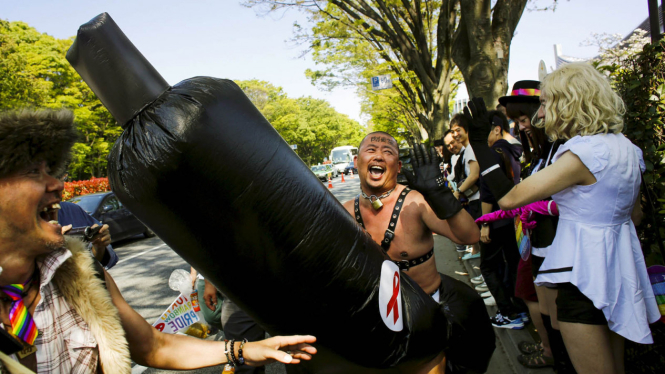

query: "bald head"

left=359, top=131, right=398, bottom=151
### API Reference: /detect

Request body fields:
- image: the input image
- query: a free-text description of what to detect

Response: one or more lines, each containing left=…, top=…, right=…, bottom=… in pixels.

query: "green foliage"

left=0, top=20, right=119, bottom=180
left=245, top=0, right=463, bottom=141
left=605, top=40, right=665, bottom=266
left=235, top=79, right=365, bottom=166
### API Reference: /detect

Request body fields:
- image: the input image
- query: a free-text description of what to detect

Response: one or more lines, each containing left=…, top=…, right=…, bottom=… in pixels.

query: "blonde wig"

left=536, top=62, right=625, bottom=141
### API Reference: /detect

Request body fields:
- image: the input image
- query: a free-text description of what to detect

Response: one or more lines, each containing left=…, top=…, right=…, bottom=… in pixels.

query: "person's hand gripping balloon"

left=463, top=97, right=515, bottom=201
left=403, top=144, right=462, bottom=220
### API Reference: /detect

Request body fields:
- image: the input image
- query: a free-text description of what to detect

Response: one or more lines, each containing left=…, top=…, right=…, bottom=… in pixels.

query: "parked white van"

left=329, top=146, right=358, bottom=174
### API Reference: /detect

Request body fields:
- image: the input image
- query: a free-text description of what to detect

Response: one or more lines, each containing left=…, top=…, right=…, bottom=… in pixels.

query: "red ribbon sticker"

left=386, top=271, right=400, bottom=324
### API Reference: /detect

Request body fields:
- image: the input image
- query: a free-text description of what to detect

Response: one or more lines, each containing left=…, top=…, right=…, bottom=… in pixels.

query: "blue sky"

left=3, top=0, right=650, bottom=124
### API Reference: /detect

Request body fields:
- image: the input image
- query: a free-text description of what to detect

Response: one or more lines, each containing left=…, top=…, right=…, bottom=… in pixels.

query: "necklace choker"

left=361, top=187, right=396, bottom=210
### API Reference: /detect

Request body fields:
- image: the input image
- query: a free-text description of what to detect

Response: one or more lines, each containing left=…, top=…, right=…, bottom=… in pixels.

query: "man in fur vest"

left=0, top=109, right=317, bottom=373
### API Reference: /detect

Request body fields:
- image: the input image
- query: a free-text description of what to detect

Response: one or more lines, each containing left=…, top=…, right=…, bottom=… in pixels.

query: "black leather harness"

left=354, top=187, right=434, bottom=270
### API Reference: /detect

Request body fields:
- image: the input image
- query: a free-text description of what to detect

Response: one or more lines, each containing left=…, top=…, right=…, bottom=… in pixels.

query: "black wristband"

left=470, top=142, right=514, bottom=201
left=422, top=187, right=463, bottom=220
left=229, top=339, right=239, bottom=366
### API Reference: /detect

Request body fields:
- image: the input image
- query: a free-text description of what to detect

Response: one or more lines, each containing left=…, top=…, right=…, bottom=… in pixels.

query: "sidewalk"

left=433, top=234, right=555, bottom=374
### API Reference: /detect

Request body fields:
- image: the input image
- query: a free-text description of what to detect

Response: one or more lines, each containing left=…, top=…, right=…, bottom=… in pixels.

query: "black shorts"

left=531, top=255, right=545, bottom=279
left=556, top=282, right=607, bottom=325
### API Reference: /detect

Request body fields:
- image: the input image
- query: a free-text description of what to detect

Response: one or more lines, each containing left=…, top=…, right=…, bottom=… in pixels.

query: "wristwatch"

left=481, top=222, right=489, bottom=227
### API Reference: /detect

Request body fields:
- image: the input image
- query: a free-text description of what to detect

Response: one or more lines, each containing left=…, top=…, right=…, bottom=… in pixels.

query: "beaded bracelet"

left=229, top=339, right=239, bottom=366
left=237, top=338, right=248, bottom=366
left=224, top=339, right=233, bottom=367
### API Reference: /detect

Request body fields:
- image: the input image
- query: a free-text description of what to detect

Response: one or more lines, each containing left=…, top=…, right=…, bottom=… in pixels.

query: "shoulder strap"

left=353, top=195, right=365, bottom=229
left=381, top=188, right=411, bottom=252
left=453, top=149, right=466, bottom=183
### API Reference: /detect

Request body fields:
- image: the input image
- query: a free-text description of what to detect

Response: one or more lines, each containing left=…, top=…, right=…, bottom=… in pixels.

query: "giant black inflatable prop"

left=67, top=13, right=447, bottom=372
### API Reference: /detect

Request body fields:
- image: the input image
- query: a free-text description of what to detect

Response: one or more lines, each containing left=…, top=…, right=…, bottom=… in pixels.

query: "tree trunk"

left=453, top=0, right=527, bottom=108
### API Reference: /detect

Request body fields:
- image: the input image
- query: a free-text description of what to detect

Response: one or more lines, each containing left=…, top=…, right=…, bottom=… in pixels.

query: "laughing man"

left=343, top=132, right=495, bottom=374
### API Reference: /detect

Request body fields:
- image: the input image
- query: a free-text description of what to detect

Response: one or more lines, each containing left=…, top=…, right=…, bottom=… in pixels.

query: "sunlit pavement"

left=112, top=174, right=518, bottom=373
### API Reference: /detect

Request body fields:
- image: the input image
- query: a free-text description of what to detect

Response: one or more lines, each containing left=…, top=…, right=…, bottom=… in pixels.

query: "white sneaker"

left=484, top=296, right=496, bottom=306
left=480, top=291, right=492, bottom=298
left=475, top=282, right=489, bottom=292
left=470, top=275, right=484, bottom=284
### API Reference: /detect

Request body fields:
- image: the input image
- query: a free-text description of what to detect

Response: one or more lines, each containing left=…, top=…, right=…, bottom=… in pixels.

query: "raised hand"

left=403, top=143, right=462, bottom=220
left=403, top=144, right=446, bottom=193
left=463, top=97, right=491, bottom=144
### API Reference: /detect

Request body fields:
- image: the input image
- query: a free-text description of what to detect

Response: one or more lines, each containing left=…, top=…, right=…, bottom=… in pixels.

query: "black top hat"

left=498, top=80, right=540, bottom=107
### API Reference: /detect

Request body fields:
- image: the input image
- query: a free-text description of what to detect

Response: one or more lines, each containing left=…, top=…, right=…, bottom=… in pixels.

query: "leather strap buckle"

left=395, top=260, right=411, bottom=271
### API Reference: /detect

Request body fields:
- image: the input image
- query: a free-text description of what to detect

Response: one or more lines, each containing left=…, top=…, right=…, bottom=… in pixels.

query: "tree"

left=582, top=29, right=649, bottom=68
left=244, top=0, right=553, bottom=141
left=235, top=79, right=365, bottom=165
left=452, top=0, right=527, bottom=106
left=0, top=20, right=120, bottom=180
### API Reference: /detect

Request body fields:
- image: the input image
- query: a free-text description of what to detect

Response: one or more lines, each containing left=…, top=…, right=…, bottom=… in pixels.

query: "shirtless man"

left=343, top=132, right=495, bottom=373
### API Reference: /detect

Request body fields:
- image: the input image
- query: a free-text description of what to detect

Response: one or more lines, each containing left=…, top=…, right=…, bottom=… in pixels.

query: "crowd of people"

left=438, top=62, right=660, bottom=373
left=0, top=61, right=661, bottom=374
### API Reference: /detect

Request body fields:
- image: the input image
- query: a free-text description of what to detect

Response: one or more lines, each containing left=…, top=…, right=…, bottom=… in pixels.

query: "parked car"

left=324, top=164, right=339, bottom=178
left=311, top=165, right=331, bottom=182
left=67, top=191, right=155, bottom=243
left=343, top=161, right=357, bottom=175
left=396, top=147, right=413, bottom=187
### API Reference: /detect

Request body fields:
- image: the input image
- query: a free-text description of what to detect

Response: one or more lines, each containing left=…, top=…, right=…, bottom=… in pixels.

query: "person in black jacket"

left=477, top=110, right=527, bottom=330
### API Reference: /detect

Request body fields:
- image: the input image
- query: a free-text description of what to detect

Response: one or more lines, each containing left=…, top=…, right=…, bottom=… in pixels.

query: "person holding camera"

left=58, top=201, right=118, bottom=269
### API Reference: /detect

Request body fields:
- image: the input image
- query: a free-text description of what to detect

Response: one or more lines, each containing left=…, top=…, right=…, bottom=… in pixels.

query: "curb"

left=460, top=256, right=555, bottom=374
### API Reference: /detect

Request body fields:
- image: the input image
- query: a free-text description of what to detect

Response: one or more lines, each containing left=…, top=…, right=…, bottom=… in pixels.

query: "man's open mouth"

left=39, top=202, right=61, bottom=225
left=369, top=165, right=385, bottom=179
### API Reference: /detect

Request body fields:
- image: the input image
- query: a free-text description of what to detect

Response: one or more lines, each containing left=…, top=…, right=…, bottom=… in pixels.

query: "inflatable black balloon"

left=67, top=13, right=447, bottom=372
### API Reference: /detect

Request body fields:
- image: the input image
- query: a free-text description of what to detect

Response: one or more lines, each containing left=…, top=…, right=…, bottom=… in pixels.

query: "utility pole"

left=662, top=0, right=665, bottom=38
left=649, top=0, right=662, bottom=42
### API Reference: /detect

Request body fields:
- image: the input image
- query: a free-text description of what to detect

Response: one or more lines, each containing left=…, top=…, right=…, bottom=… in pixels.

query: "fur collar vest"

left=51, top=238, right=131, bottom=373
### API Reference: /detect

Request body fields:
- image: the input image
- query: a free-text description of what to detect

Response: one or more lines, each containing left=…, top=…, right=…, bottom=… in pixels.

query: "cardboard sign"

left=152, top=293, right=201, bottom=334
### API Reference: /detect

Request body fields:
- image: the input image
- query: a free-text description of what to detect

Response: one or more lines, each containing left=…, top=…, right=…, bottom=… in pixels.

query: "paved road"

left=110, top=174, right=515, bottom=373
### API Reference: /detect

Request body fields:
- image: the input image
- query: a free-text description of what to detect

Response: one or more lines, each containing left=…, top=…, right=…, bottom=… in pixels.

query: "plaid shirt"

left=5, top=248, right=99, bottom=373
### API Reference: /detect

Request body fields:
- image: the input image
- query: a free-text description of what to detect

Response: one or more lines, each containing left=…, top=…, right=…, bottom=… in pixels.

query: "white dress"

left=534, top=133, right=661, bottom=344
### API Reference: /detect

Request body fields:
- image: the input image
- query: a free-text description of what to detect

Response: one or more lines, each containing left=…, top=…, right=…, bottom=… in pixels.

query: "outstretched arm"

left=105, top=271, right=316, bottom=369
left=463, top=97, right=595, bottom=210
left=404, top=144, right=479, bottom=244
left=496, top=151, right=594, bottom=210
left=422, top=200, right=480, bottom=245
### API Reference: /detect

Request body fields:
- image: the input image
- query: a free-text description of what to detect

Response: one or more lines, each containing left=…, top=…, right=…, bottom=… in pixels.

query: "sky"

left=2, top=0, right=652, bottom=124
